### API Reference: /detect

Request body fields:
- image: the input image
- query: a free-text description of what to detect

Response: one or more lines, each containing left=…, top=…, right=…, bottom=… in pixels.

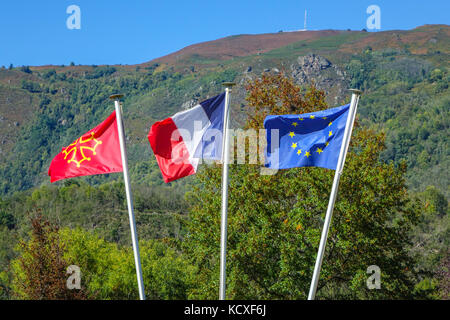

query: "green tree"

left=11, top=214, right=87, bottom=299
left=409, top=186, right=449, bottom=298
left=0, top=199, right=15, bottom=230
left=59, top=228, right=196, bottom=299
left=421, top=186, right=448, bottom=217
left=436, top=253, right=450, bottom=299
left=10, top=215, right=195, bottom=300
left=184, top=73, right=422, bottom=299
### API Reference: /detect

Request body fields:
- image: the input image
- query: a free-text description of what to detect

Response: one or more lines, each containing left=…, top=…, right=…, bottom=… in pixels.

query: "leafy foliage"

left=184, top=75, right=426, bottom=299
left=346, top=50, right=449, bottom=198
left=59, top=227, right=195, bottom=299
left=9, top=215, right=195, bottom=300
left=0, top=28, right=448, bottom=299
left=11, top=214, right=87, bottom=299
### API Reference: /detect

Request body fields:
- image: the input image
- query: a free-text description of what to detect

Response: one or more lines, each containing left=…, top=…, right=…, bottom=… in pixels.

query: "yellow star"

left=289, top=131, right=295, bottom=138
left=305, top=151, right=311, bottom=158
left=325, top=141, right=329, bottom=147
left=297, top=149, right=302, bottom=155
left=316, top=148, right=323, bottom=154
left=329, top=130, right=333, bottom=137
left=291, top=142, right=297, bottom=149
left=322, top=117, right=327, bottom=120
left=292, top=122, right=298, bottom=127
left=328, top=121, right=332, bottom=127
left=299, top=117, right=304, bottom=121
left=310, top=115, right=315, bottom=119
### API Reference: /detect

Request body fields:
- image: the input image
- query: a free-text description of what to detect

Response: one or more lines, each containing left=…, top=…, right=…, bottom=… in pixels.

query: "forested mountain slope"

left=0, top=24, right=447, bottom=198
left=0, top=24, right=448, bottom=300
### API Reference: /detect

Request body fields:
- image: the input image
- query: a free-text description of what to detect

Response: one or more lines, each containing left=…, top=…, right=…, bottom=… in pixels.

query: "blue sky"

left=0, top=0, right=448, bottom=67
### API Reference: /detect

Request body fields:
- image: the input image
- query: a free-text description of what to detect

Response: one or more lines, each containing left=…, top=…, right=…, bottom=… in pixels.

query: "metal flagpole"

left=219, top=82, right=235, bottom=300
left=307, top=89, right=362, bottom=300
left=110, top=94, right=146, bottom=300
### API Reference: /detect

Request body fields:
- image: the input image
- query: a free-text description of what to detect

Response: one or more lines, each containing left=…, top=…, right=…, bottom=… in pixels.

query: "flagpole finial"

left=222, top=82, right=236, bottom=90
left=109, top=94, right=124, bottom=100
left=349, top=89, right=363, bottom=96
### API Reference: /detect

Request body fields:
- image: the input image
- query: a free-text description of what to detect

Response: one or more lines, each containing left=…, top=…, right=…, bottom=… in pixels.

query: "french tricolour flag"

left=148, top=93, right=225, bottom=183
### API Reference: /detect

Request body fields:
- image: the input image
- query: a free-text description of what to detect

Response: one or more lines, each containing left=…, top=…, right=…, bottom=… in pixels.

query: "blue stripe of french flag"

left=148, top=93, right=226, bottom=183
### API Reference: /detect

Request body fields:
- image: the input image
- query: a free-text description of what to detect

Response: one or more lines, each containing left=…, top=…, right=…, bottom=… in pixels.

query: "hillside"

left=0, top=24, right=448, bottom=197
left=0, top=24, right=449, bottom=300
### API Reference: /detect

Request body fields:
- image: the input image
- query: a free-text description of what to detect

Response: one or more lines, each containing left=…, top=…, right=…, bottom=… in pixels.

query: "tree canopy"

left=184, top=73, right=425, bottom=299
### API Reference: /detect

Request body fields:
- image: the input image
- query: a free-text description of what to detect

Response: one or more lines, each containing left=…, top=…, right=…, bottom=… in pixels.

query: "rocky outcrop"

left=290, top=54, right=349, bottom=104
left=181, top=99, right=197, bottom=110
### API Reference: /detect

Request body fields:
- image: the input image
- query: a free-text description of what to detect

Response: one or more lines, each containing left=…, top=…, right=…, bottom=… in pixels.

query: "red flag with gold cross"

left=48, top=111, right=123, bottom=182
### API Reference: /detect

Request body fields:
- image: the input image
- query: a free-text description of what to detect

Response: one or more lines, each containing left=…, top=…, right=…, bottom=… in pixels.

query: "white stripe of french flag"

left=148, top=93, right=226, bottom=183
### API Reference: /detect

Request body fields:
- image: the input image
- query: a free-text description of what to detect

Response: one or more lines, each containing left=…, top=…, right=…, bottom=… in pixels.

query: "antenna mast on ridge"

left=299, top=9, right=307, bottom=31
left=304, top=9, right=307, bottom=31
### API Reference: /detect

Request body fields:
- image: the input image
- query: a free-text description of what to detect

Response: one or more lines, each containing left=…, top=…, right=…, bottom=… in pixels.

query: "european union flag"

left=264, top=104, right=350, bottom=170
